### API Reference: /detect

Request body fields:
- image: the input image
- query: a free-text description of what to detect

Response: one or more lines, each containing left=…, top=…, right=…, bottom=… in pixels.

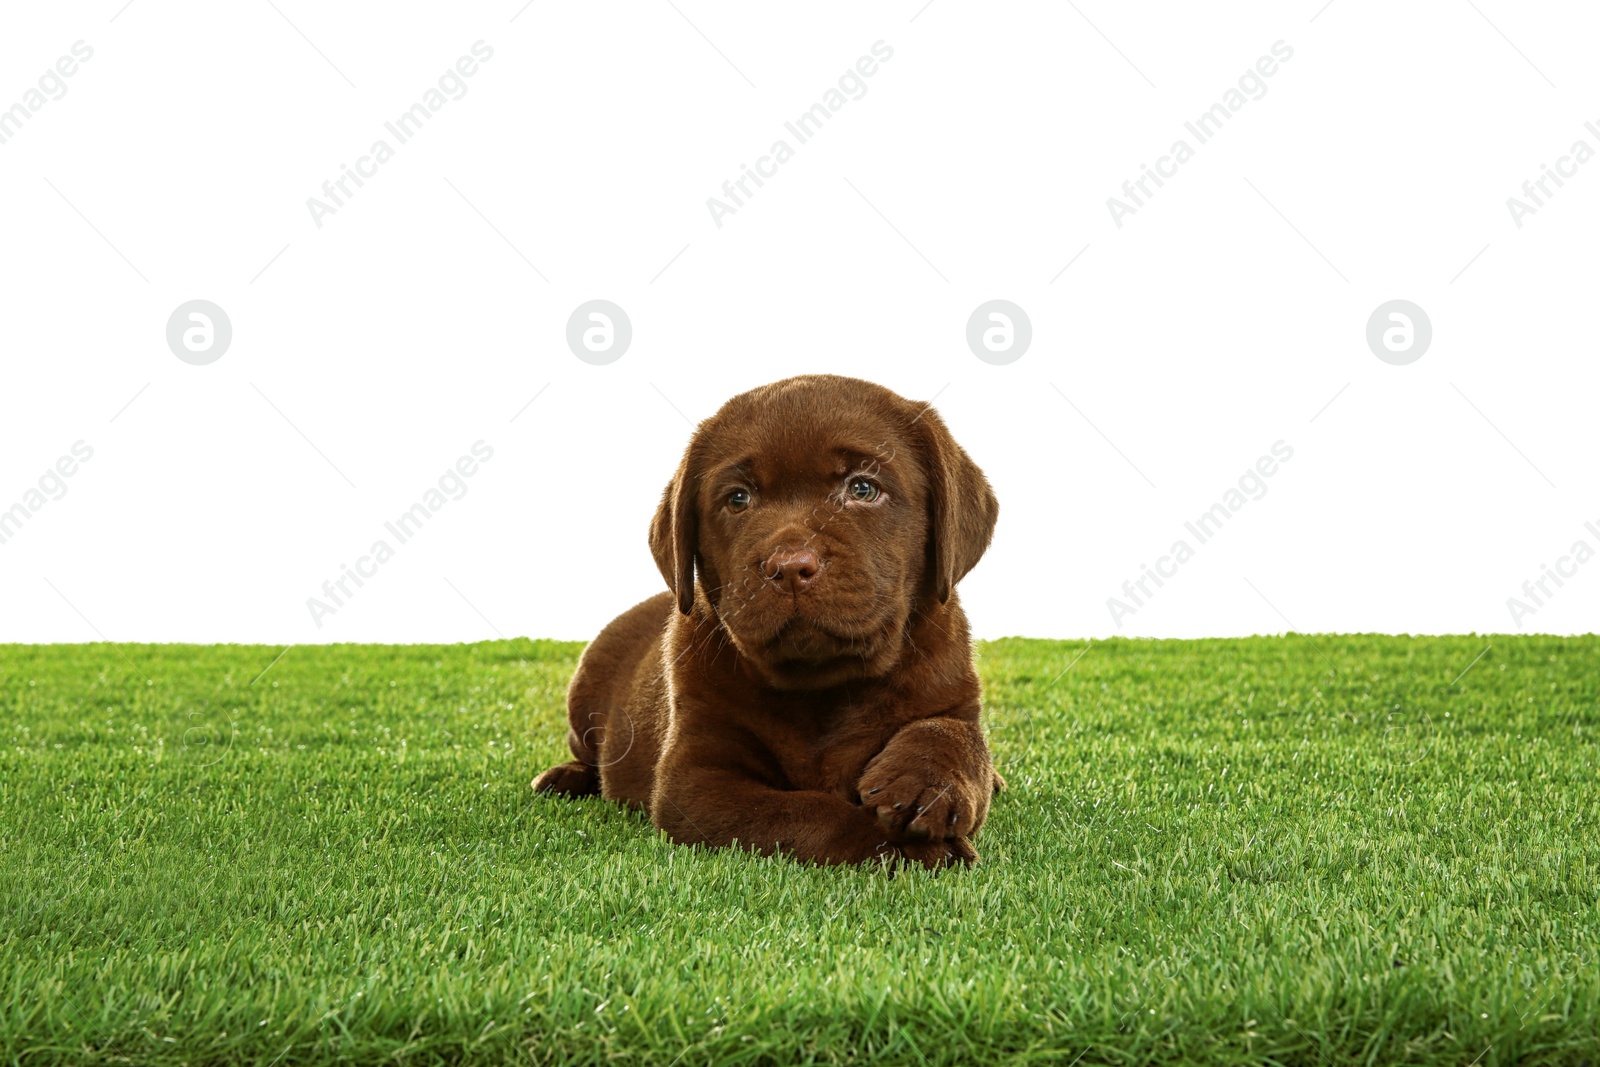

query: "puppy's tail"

left=532, top=760, right=600, bottom=798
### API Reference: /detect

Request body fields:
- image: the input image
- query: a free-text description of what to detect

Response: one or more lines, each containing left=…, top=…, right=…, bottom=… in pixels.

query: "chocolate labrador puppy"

left=532, top=374, right=1001, bottom=867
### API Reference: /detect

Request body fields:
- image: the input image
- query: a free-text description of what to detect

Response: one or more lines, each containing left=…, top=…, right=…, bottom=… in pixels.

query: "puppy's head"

left=650, top=375, right=997, bottom=690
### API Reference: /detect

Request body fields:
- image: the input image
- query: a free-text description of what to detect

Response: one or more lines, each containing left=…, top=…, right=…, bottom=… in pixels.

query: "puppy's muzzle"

left=762, top=547, right=820, bottom=595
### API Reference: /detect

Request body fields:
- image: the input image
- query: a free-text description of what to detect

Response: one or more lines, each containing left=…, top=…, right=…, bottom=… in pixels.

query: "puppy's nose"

left=763, top=548, right=820, bottom=593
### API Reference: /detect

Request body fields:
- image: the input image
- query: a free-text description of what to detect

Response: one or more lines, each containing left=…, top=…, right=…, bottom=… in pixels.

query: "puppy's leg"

left=532, top=760, right=599, bottom=797
left=651, top=764, right=972, bottom=869
left=857, top=716, right=995, bottom=841
left=531, top=708, right=607, bottom=797
left=536, top=592, right=674, bottom=803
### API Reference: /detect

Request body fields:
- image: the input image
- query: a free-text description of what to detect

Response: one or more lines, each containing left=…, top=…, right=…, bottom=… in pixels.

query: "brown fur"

left=533, top=375, right=1002, bottom=869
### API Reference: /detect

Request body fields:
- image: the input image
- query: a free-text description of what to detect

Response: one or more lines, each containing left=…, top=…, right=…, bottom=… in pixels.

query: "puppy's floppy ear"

left=649, top=442, right=700, bottom=615
left=915, top=407, right=998, bottom=603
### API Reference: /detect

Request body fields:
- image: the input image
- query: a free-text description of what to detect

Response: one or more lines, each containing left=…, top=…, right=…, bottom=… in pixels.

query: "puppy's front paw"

left=890, top=836, right=978, bottom=870
left=857, top=757, right=989, bottom=841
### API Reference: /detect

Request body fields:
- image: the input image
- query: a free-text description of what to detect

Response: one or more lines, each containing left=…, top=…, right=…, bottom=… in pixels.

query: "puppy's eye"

left=846, top=478, right=881, bottom=503
left=727, top=488, right=752, bottom=513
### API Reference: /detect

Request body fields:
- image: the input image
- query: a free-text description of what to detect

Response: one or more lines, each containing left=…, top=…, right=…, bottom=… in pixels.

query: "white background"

left=1, top=1, right=1596, bottom=645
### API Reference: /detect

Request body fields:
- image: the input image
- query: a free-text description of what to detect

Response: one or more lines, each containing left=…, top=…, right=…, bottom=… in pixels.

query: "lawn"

left=1, top=634, right=1596, bottom=1066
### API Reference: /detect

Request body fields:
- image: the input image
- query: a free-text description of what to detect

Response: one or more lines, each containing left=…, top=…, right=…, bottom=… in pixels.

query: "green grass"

left=2, top=635, right=1597, bottom=1066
